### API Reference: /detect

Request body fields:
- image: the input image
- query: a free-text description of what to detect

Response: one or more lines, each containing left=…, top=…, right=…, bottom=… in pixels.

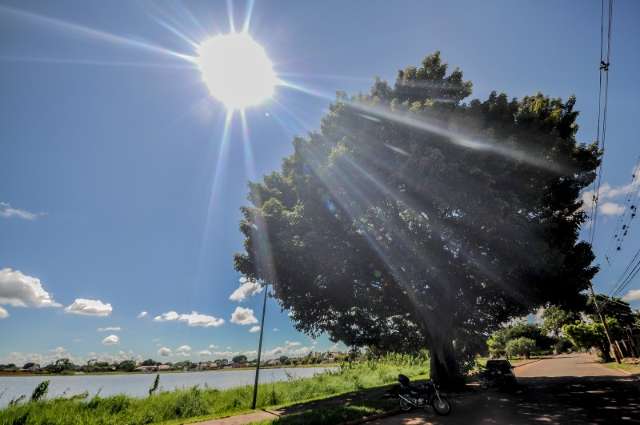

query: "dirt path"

left=371, top=354, right=640, bottom=425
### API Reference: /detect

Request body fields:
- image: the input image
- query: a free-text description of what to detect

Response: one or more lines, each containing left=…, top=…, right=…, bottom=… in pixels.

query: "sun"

left=196, top=33, right=277, bottom=110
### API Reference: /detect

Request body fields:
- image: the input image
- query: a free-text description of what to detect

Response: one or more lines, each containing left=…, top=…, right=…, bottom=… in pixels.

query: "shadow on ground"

left=368, top=375, right=640, bottom=425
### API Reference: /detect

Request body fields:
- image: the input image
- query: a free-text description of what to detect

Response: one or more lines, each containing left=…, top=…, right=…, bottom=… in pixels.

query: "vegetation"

left=487, top=322, right=556, bottom=358
left=563, top=318, right=622, bottom=362
left=541, top=306, right=580, bottom=337
left=234, top=51, right=600, bottom=386
left=505, top=337, right=537, bottom=359
left=0, top=354, right=427, bottom=425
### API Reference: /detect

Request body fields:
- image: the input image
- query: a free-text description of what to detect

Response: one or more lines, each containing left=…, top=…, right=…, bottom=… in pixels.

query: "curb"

left=512, top=358, right=543, bottom=369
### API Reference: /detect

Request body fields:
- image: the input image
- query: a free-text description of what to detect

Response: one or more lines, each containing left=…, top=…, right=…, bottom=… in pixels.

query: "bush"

left=505, top=337, right=536, bottom=359
left=553, top=338, right=574, bottom=354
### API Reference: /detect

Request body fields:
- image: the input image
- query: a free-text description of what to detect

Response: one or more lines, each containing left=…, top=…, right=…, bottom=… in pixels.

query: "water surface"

left=0, top=366, right=334, bottom=408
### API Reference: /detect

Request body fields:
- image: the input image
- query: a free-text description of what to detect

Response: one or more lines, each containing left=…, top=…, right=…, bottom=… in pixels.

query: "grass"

left=604, top=361, right=640, bottom=375
left=0, top=353, right=428, bottom=425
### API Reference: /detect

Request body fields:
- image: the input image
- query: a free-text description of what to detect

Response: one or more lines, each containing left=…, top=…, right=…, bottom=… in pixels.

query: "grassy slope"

left=0, top=354, right=428, bottom=425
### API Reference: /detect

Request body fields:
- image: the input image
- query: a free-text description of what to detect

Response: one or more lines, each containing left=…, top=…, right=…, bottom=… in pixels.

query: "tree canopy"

left=235, top=52, right=599, bottom=384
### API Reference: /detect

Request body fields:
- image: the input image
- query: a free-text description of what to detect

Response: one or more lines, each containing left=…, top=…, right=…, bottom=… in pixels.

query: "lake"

left=0, top=366, right=335, bottom=408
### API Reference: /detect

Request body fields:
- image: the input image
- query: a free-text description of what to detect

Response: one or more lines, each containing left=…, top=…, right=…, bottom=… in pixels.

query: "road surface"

left=370, top=353, right=640, bottom=424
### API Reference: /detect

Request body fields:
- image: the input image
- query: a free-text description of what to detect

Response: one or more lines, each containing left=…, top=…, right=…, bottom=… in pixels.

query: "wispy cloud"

left=153, top=310, right=224, bottom=327
left=249, top=325, right=261, bottom=333
left=137, top=311, right=148, bottom=319
left=0, top=202, right=44, bottom=220
left=97, top=326, right=121, bottom=332
left=229, top=277, right=263, bottom=302
left=582, top=164, right=640, bottom=217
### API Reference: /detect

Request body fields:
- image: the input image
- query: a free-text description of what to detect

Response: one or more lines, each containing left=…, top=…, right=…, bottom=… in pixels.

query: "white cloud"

left=599, top=202, right=625, bottom=216
left=230, top=306, right=258, bottom=325
left=198, top=350, right=212, bottom=356
left=65, top=298, right=112, bottom=316
left=209, top=344, right=218, bottom=349
left=285, top=340, right=301, bottom=348
left=137, top=311, right=148, bottom=319
left=154, top=311, right=180, bottom=322
left=153, top=310, right=224, bottom=327
left=229, top=278, right=263, bottom=302
left=273, top=328, right=279, bottom=332
left=0, top=268, right=60, bottom=308
left=97, top=326, right=121, bottom=332
left=0, top=306, right=8, bottom=319
left=158, top=347, right=172, bottom=357
left=622, top=289, right=640, bottom=302
left=249, top=325, right=261, bottom=333
left=102, top=334, right=119, bottom=345
left=582, top=164, right=640, bottom=216
left=179, top=311, right=224, bottom=327
left=0, top=202, right=43, bottom=220
left=176, top=345, right=191, bottom=356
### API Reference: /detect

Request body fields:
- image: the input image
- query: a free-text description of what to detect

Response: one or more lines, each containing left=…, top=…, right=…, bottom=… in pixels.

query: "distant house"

left=135, top=365, right=155, bottom=372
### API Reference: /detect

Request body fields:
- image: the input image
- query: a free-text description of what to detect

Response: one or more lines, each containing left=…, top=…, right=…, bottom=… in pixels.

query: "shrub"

left=505, top=337, right=536, bottom=359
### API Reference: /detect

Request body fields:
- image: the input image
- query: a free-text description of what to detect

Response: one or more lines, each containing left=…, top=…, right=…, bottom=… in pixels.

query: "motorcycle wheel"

left=399, top=397, right=413, bottom=411
left=431, top=395, right=452, bottom=416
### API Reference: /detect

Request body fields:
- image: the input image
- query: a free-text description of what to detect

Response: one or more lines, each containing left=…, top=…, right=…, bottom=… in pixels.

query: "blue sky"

left=1, top=0, right=639, bottom=366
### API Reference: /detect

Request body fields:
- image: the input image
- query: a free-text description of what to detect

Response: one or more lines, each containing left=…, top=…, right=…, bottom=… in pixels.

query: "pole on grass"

left=251, top=284, right=269, bottom=409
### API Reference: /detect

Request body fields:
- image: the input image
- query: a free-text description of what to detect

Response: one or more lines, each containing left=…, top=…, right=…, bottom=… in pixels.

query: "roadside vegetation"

left=0, top=353, right=427, bottom=425
left=486, top=297, right=640, bottom=363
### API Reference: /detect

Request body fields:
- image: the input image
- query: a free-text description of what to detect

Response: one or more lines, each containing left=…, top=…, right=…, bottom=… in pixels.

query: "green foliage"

left=542, top=306, right=580, bottom=337
left=553, top=338, right=574, bottom=354
left=586, top=295, right=635, bottom=327
left=505, top=337, right=537, bottom=359
left=234, top=51, right=599, bottom=385
left=562, top=318, right=622, bottom=361
left=29, top=381, right=49, bottom=403
left=117, top=360, right=136, bottom=372
left=0, top=355, right=427, bottom=425
left=232, top=355, right=248, bottom=364
left=487, top=323, right=555, bottom=357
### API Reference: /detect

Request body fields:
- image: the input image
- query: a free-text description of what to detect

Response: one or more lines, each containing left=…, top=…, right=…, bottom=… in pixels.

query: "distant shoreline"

left=0, top=363, right=335, bottom=378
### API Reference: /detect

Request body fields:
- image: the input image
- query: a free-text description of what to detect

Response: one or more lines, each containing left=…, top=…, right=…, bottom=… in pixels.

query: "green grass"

left=0, top=353, right=428, bottom=425
left=604, top=362, right=640, bottom=375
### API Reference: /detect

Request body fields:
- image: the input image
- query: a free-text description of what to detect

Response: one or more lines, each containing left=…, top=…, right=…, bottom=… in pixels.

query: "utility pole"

left=588, top=284, right=622, bottom=363
left=251, top=284, right=269, bottom=409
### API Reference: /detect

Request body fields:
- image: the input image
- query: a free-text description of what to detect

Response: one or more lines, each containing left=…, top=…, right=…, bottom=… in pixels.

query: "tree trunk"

left=429, top=337, right=465, bottom=390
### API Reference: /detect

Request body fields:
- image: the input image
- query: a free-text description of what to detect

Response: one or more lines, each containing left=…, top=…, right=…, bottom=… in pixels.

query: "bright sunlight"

left=196, top=32, right=277, bottom=110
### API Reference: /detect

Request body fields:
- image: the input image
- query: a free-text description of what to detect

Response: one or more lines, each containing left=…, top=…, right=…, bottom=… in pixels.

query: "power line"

left=588, top=0, right=614, bottom=246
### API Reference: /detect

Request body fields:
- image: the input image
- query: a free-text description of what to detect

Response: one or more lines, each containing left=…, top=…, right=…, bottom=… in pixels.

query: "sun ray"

left=279, top=79, right=565, bottom=173
left=242, top=0, right=256, bottom=34
left=0, top=55, right=195, bottom=69
left=0, top=5, right=195, bottom=63
left=226, top=0, right=236, bottom=33
left=152, top=16, right=200, bottom=50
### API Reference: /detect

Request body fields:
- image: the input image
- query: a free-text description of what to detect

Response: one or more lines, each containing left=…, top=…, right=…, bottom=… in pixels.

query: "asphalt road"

left=370, top=353, right=640, bottom=425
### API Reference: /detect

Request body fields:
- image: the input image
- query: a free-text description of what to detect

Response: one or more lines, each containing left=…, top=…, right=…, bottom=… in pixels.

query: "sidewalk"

left=191, top=409, right=282, bottom=425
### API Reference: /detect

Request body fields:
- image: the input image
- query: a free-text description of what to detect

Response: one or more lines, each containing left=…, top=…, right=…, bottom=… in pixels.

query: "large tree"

left=235, top=52, right=599, bottom=385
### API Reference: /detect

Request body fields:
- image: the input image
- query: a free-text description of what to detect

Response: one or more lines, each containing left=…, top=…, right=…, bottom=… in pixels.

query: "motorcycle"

left=397, top=374, right=452, bottom=416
